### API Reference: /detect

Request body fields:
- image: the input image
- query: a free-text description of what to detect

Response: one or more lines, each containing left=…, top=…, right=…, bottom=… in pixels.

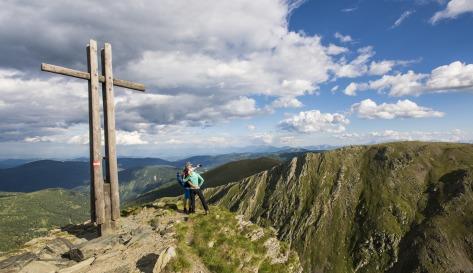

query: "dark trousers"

left=190, top=188, right=209, bottom=213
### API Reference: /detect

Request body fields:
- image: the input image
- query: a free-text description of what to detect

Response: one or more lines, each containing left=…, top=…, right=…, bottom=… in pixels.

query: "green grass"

left=0, top=189, right=89, bottom=253
left=172, top=206, right=300, bottom=273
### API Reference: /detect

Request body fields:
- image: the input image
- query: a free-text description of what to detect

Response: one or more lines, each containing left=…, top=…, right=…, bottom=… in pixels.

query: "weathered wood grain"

left=41, top=63, right=145, bottom=91
left=101, top=43, right=121, bottom=222
left=87, top=40, right=105, bottom=227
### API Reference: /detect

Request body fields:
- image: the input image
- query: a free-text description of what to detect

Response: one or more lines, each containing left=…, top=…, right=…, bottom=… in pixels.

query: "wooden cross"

left=41, top=39, right=145, bottom=235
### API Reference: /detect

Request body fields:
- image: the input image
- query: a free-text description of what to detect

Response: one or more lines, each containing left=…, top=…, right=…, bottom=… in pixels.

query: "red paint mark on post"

left=93, top=160, right=101, bottom=167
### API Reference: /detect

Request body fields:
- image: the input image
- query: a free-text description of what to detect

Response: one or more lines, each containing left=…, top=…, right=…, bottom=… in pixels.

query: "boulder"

left=153, top=246, right=176, bottom=273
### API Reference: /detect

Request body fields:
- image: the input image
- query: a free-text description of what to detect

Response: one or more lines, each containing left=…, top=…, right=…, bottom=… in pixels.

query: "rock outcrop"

left=0, top=201, right=301, bottom=273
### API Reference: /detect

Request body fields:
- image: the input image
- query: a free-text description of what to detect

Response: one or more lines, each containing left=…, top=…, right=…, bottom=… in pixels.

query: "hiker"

left=176, top=171, right=191, bottom=214
left=182, top=162, right=209, bottom=214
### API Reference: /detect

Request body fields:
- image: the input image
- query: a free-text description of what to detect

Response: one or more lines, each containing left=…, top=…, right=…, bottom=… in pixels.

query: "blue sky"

left=0, top=0, right=472, bottom=159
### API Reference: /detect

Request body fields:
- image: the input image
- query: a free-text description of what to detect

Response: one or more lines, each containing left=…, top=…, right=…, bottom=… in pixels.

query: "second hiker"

left=183, top=162, right=209, bottom=214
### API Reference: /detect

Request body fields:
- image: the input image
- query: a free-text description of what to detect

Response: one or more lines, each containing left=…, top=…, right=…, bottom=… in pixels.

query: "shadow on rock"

left=61, top=222, right=99, bottom=240
left=136, top=253, right=159, bottom=273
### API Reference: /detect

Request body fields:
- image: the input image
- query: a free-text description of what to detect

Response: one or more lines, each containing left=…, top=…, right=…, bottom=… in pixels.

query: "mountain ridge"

left=207, top=141, right=473, bottom=273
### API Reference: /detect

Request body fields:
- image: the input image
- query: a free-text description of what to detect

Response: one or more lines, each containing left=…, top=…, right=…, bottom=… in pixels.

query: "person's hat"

left=185, top=162, right=193, bottom=168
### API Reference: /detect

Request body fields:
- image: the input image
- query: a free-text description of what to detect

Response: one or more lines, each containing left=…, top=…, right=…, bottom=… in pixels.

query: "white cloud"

left=391, top=10, right=415, bottom=28
left=426, top=61, right=473, bottom=90
left=0, top=70, right=88, bottom=141
left=279, top=110, right=349, bottom=133
left=326, top=44, right=348, bottom=55
left=345, top=61, right=473, bottom=97
left=270, top=96, right=303, bottom=109
left=116, top=131, right=148, bottom=145
left=220, top=96, right=260, bottom=117
left=251, top=133, right=274, bottom=144
left=369, top=71, right=428, bottom=96
left=0, top=0, right=346, bottom=145
left=334, top=46, right=375, bottom=78
left=344, top=82, right=361, bottom=96
left=431, top=0, right=473, bottom=24
left=369, top=60, right=398, bottom=75
left=351, top=99, right=445, bottom=119
left=330, top=85, right=339, bottom=93
left=341, top=7, right=357, bottom=13
left=247, top=124, right=256, bottom=131
left=334, top=32, right=353, bottom=43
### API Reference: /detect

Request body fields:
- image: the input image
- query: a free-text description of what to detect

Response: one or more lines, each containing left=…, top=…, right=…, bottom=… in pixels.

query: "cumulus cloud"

left=334, top=46, right=375, bottom=78
left=270, top=96, right=303, bottom=109
left=0, top=70, right=88, bottom=141
left=2, top=0, right=371, bottom=147
left=431, top=0, right=473, bottom=24
left=326, top=44, right=349, bottom=55
left=279, top=110, right=349, bottom=133
left=343, top=61, right=473, bottom=96
left=351, top=99, right=445, bottom=119
left=334, top=32, right=353, bottom=43
left=391, top=10, right=415, bottom=28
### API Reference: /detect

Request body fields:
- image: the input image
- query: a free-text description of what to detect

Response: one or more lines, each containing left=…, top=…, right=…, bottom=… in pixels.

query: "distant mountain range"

left=0, top=159, right=36, bottom=169
left=130, top=157, right=281, bottom=205
left=0, top=160, right=90, bottom=192
left=0, top=148, right=314, bottom=193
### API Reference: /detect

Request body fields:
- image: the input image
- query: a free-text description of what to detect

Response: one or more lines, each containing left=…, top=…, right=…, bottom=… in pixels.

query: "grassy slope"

left=119, top=165, right=178, bottom=202
left=207, top=141, right=473, bottom=273
left=171, top=206, right=301, bottom=273
left=0, top=189, right=89, bottom=253
left=129, top=157, right=281, bottom=206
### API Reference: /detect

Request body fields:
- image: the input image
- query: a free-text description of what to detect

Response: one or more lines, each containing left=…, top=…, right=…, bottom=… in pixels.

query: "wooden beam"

left=41, top=63, right=146, bottom=92
left=102, top=183, right=112, bottom=235
left=87, top=40, right=106, bottom=228
left=101, top=43, right=121, bottom=222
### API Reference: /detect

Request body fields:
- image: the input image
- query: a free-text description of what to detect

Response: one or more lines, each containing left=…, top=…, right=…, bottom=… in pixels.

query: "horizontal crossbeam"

left=41, top=63, right=145, bottom=92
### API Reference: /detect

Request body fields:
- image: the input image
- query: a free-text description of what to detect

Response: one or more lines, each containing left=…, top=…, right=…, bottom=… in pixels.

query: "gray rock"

left=66, top=234, right=120, bottom=262
left=57, top=257, right=95, bottom=273
left=0, top=252, right=37, bottom=272
left=18, top=261, right=57, bottom=273
left=153, top=246, right=176, bottom=273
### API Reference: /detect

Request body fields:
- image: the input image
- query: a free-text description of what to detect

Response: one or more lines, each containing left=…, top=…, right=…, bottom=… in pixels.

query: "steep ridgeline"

left=206, top=142, right=473, bottom=273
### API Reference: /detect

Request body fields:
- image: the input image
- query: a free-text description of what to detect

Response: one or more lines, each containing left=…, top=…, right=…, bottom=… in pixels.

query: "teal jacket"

left=183, top=172, right=205, bottom=188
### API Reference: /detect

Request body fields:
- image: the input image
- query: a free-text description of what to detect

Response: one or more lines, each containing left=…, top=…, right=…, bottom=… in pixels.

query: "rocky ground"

left=0, top=200, right=301, bottom=273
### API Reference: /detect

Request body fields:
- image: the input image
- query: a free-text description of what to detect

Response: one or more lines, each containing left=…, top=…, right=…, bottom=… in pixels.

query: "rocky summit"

left=207, top=141, right=473, bottom=273
left=0, top=200, right=301, bottom=273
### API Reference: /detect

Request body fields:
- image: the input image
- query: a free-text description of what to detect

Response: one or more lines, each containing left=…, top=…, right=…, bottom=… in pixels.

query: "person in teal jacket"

left=182, top=163, right=209, bottom=214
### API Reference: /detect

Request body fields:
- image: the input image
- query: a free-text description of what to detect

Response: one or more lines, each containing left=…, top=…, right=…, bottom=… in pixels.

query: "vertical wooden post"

left=87, top=39, right=106, bottom=233
left=101, top=43, right=121, bottom=227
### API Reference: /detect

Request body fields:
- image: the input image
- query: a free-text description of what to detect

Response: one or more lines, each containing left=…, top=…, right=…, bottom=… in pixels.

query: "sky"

left=0, top=0, right=472, bottom=159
